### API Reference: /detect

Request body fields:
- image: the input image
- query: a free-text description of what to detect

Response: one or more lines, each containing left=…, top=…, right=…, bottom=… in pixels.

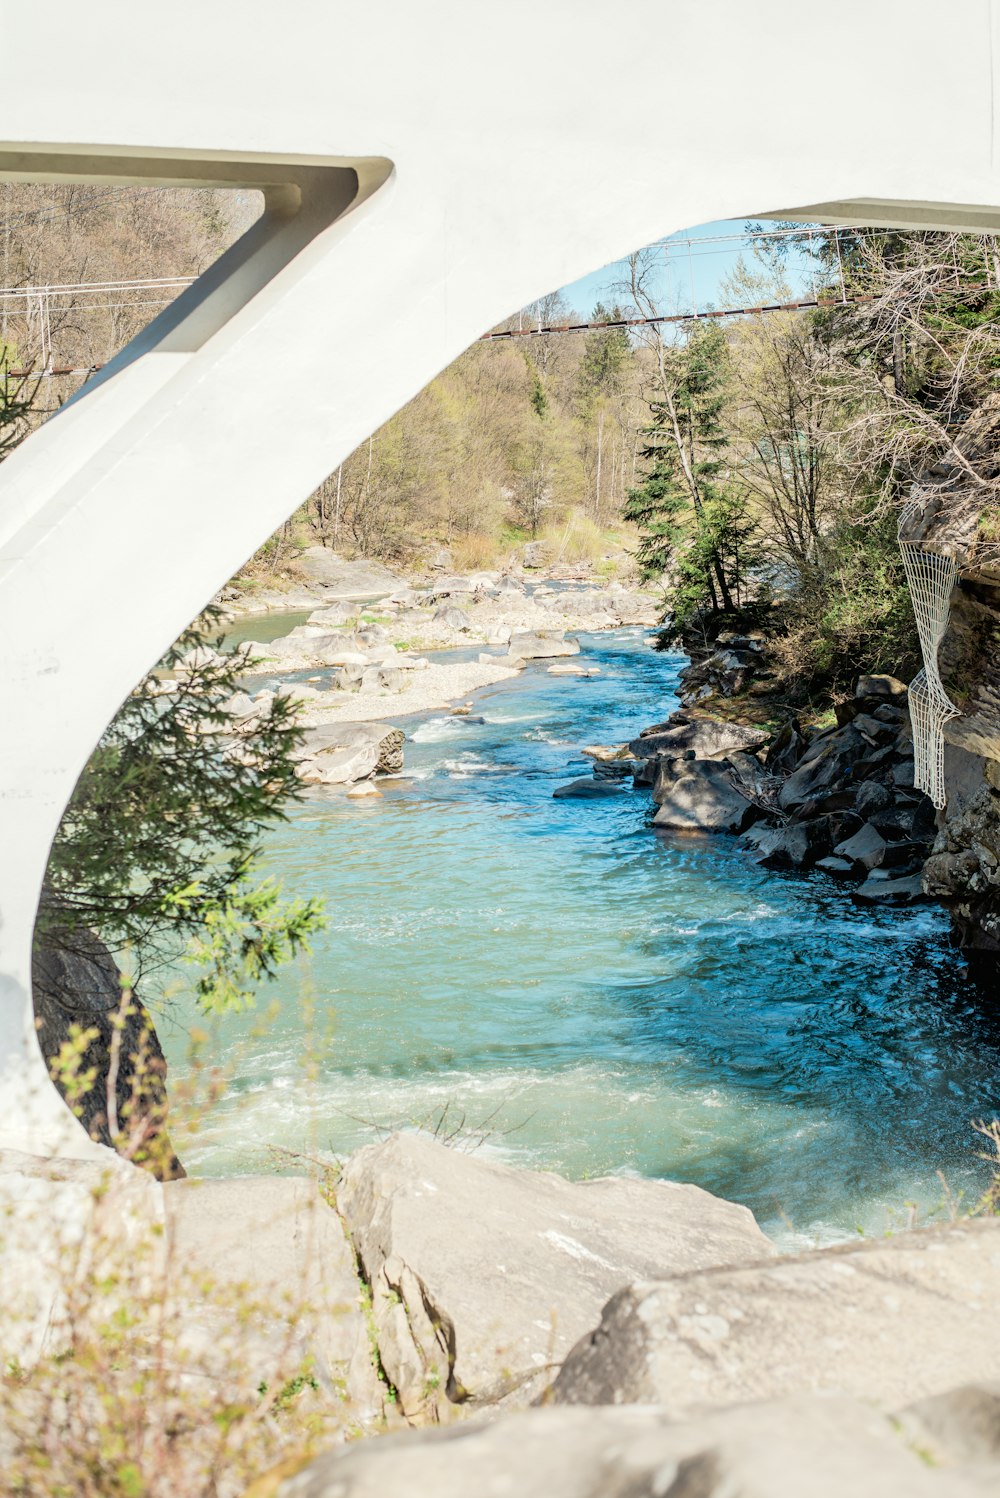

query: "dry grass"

left=538, top=509, right=607, bottom=565
left=451, top=531, right=503, bottom=572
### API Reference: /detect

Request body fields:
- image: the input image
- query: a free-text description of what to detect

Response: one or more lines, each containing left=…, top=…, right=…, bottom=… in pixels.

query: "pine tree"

left=625, top=321, right=758, bottom=636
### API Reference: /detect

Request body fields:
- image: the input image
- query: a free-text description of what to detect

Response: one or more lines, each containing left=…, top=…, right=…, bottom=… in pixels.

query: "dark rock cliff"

left=32, top=930, right=184, bottom=1177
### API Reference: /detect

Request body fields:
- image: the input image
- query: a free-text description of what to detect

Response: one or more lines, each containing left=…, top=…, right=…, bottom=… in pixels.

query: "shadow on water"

left=161, top=626, right=1000, bottom=1247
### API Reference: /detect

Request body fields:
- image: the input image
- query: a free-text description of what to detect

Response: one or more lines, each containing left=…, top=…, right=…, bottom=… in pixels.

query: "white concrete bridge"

left=2, top=0, right=999, bottom=1154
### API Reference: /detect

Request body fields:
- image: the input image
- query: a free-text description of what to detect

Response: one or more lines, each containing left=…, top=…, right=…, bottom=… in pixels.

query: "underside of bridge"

left=1, top=0, right=998, bottom=1155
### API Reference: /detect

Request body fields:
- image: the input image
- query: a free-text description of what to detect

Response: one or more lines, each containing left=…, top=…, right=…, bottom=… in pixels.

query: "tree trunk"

left=595, top=410, right=603, bottom=520
left=892, top=328, right=905, bottom=397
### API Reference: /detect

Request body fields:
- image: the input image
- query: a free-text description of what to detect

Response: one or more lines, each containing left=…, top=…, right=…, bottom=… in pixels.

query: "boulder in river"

left=507, top=631, right=580, bottom=660
left=553, top=777, right=625, bottom=799
left=853, top=871, right=931, bottom=905
left=335, top=1131, right=772, bottom=1421
left=300, top=742, right=380, bottom=784
left=306, top=602, right=353, bottom=628
left=630, top=718, right=766, bottom=762
left=742, top=817, right=836, bottom=868
left=777, top=723, right=868, bottom=813
left=652, top=761, right=761, bottom=835
left=297, top=722, right=404, bottom=782
left=834, top=821, right=889, bottom=872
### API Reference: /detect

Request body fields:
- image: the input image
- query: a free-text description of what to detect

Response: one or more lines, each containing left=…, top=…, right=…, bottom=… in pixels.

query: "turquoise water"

left=161, top=629, right=999, bottom=1247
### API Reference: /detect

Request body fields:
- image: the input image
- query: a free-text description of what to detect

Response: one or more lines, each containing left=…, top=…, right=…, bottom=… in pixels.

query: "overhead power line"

left=479, top=281, right=998, bottom=341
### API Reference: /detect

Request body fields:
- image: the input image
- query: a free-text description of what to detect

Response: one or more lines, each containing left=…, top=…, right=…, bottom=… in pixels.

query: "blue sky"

left=555, top=217, right=819, bottom=323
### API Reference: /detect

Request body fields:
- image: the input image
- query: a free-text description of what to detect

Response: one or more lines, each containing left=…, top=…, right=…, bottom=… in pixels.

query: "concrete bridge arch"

left=1, top=0, right=998, bottom=1152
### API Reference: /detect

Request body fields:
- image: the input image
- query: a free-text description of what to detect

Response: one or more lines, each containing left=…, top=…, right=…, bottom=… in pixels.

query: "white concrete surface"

left=1, top=0, right=999, bottom=1153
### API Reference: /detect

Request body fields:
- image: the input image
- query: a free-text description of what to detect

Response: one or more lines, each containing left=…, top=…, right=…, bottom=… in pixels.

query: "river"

left=161, top=627, right=1000, bottom=1248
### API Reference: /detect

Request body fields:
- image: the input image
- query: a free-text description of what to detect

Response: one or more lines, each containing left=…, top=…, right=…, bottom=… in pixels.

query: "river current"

left=162, top=627, right=1000, bottom=1248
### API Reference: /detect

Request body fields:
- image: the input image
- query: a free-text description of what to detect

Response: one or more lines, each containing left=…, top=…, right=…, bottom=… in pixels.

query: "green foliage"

left=623, top=416, right=685, bottom=576
left=181, top=877, right=324, bottom=1015
left=39, top=610, right=326, bottom=1012
left=665, top=492, right=761, bottom=640
left=523, top=352, right=549, bottom=419
left=576, top=303, right=631, bottom=413
left=625, top=321, right=759, bottom=631
left=772, top=505, right=919, bottom=700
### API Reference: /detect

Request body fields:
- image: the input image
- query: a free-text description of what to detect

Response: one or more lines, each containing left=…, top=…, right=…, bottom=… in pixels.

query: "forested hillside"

left=0, top=184, right=648, bottom=573
left=0, top=182, right=256, bottom=374
left=4, top=187, right=1000, bottom=713
left=283, top=301, right=646, bottom=570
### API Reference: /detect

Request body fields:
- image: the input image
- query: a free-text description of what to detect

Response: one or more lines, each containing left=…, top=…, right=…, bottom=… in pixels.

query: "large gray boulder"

left=652, top=761, right=761, bottom=834
left=432, top=605, right=470, bottom=632
left=742, top=817, right=835, bottom=867
left=834, top=821, right=889, bottom=871
left=297, top=722, right=404, bottom=781
left=335, top=1131, right=771, bottom=1421
left=259, top=631, right=340, bottom=659
left=0, top=1160, right=383, bottom=1436
left=777, top=723, right=867, bottom=812
left=163, top=1176, right=383, bottom=1421
left=552, top=777, right=625, bottom=799
left=299, top=743, right=380, bottom=784
left=854, top=871, right=931, bottom=905
left=549, top=1218, right=1000, bottom=1416
left=507, top=631, right=580, bottom=660
left=307, top=602, right=353, bottom=628
left=276, top=1392, right=995, bottom=1497
left=631, top=717, right=766, bottom=761
left=295, top=547, right=401, bottom=596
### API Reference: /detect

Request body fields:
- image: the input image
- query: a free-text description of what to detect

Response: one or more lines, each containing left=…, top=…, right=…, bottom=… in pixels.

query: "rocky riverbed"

left=568, top=622, right=988, bottom=963
left=183, top=569, right=657, bottom=785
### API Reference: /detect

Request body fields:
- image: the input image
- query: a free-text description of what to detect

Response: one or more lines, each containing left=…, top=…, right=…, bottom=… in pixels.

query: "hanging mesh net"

left=898, top=504, right=959, bottom=809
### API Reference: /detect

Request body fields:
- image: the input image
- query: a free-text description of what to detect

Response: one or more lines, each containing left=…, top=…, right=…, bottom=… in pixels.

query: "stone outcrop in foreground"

left=6, top=1135, right=1000, bottom=1495
left=0, top=1152, right=383, bottom=1428
left=164, top=1174, right=384, bottom=1420
left=336, top=1131, right=773, bottom=1420
left=276, top=1388, right=1000, bottom=1497
left=550, top=1217, right=1000, bottom=1414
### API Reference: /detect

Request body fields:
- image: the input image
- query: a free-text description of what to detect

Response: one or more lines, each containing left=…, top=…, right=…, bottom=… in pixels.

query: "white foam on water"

left=441, top=755, right=496, bottom=776
left=412, top=718, right=466, bottom=743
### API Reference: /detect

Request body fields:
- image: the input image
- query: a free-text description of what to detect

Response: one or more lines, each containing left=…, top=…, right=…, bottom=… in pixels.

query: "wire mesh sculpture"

left=898, top=503, right=959, bottom=809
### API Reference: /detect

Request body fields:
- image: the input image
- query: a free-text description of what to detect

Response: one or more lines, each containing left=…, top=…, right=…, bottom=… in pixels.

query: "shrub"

left=451, top=532, right=500, bottom=572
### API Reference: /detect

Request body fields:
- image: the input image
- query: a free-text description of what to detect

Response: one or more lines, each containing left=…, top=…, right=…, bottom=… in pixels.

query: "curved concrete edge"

left=0, top=147, right=397, bottom=1155
left=1, top=0, right=999, bottom=1151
